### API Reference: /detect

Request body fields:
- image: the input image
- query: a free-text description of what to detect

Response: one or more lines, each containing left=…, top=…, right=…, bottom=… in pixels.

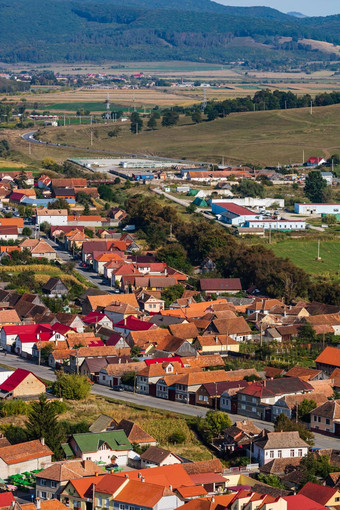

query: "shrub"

left=0, top=399, right=30, bottom=417
left=168, top=431, right=186, bottom=444
left=50, top=400, right=67, bottom=414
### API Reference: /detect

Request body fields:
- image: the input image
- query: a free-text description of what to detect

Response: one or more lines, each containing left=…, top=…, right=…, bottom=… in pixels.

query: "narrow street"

left=1, top=353, right=339, bottom=449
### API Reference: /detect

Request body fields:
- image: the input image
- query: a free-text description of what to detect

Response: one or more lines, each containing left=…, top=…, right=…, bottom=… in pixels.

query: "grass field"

left=42, top=101, right=153, bottom=114
left=36, top=103, right=340, bottom=166
left=270, top=240, right=340, bottom=277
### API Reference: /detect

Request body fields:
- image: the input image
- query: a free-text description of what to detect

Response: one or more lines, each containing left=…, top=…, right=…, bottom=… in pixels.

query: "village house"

left=299, top=481, right=340, bottom=507
left=316, top=346, right=340, bottom=376
left=138, top=292, right=165, bottom=314
left=193, top=335, right=240, bottom=355
left=0, top=368, right=46, bottom=399
left=42, top=278, right=68, bottom=298
left=35, top=459, right=105, bottom=500
left=19, top=239, right=57, bottom=260
left=99, top=361, right=146, bottom=388
left=36, top=209, right=68, bottom=226
left=140, top=446, right=182, bottom=468
left=310, top=399, right=340, bottom=437
left=0, top=439, right=52, bottom=479
left=199, top=278, right=242, bottom=296
left=223, top=420, right=261, bottom=453
left=197, top=380, right=248, bottom=410
left=62, top=431, right=132, bottom=466
left=253, top=431, right=309, bottom=466
left=237, top=378, right=313, bottom=421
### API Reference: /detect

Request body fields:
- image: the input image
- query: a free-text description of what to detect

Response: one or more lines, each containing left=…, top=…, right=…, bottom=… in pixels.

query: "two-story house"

left=253, top=431, right=308, bottom=466
left=237, top=378, right=313, bottom=422
left=310, top=399, right=340, bottom=437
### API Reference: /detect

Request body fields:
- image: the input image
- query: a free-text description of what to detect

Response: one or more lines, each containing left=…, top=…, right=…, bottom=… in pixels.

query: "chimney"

left=125, top=474, right=129, bottom=478
left=138, top=472, right=142, bottom=478
left=169, top=485, right=172, bottom=491
left=35, top=499, right=41, bottom=510
left=211, top=498, right=215, bottom=503
left=41, top=438, right=45, bottom=446
left=214, top=336, right=218, bottom=344
left=141, top=477, right=145, bottom=483
left=118, top=358, right=121, bottom=364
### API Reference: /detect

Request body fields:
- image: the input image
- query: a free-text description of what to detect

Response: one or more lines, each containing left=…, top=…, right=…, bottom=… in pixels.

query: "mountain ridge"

left=0, top=0, right=339, bottom=66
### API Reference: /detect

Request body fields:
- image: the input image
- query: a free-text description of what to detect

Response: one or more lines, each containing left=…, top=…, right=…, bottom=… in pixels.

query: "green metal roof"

left=71, top=431, right=132, bottom=454
left=62, top=443, right=74, bottom=458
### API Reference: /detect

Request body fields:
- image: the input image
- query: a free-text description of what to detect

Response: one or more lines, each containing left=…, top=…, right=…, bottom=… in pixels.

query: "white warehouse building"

left=294, top=203, right=340, bottom=215
left=245, top=220, right=306, bottom=231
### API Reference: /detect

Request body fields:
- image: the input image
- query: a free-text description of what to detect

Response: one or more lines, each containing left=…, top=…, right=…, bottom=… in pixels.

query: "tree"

left=232, top=179, right=265, bottom=198
left=108, top=127, right=121, bottom=137
left=168, top=431, right=186, bottom=444
left=304, top=171, right=328, bottom=203
left=187, top=203, right=197, bottom=214
left=130, top=112, right=143, bottom=134
left=256, top=473, right=285, bottom=489
left=22, top=227, right=32, bottom=237
left=162, top=110, right=179, bottom=127
left=197, top=410, right=232, bottom=442
left=83, top=202, right=90, bottom=215
left=121, top=372, right=135, bottom=388
left=147, top=115, right=157, bottom=130
left=98, top=184, right=114, bottom=202
left=52, top=372, right=91, bottom=400
left=322, top=214, right=337, bottom=225
left=0, top=139, right=10, bottom=158
left=298, top=399, right=317, bottom=422
left=274, top=413, right=314, bottom=445
left=192, top=111, right=202, bottom=123
left=26, top=394, right=63, bottom=459
left=130, top=345, right=142, bottom=358
left=161, top=284, right=184, bottom=308
left=40, top=342, right=54, bottom=364
left=297, top=322, right=316, bottom=343
left=48, top=199, right=70, bottom=212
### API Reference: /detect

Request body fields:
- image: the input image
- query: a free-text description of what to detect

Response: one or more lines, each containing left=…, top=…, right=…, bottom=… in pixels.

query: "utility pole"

left=302, top=150, right=305, bottom=166
left=90, top=129, right=93, bottom=146
left=28, top=142, right=31, bottom=156
left=63, top=115, right=66, bottom=127
left=310, top=100, right=313, bottom=115
left=38, top=334, right=41, bottom=366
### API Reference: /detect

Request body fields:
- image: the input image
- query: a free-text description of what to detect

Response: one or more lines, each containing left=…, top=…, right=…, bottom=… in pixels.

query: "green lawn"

left=270, top=240, right=340, bottom=276
left=42, top=102, right=150, bottom=113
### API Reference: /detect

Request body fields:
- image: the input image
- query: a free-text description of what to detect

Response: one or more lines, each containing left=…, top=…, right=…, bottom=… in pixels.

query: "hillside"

left=37, top=103, right=340, bottom=166
left=0, top=0, right=340, bottom=66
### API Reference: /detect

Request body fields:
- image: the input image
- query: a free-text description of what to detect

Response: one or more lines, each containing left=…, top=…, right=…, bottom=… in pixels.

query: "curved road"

left=22, top=131, right=211, bottom=167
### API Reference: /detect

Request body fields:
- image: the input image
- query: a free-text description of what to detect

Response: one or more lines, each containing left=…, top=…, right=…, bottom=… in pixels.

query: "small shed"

left=42, top=277, right=68, bottom=298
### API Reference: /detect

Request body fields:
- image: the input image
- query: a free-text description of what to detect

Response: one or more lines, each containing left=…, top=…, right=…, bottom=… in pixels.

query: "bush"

left=168, top=431, right=186, bottom=444
left=0, top=400, right=30, bottom=417
left=52, top=372, right=91, bottom=400
left=1, top=425, right=28, bottom=444
left=50, top=400, right=67, bottom=414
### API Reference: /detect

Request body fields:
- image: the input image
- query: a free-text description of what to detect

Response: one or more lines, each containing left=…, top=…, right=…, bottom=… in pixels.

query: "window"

left=335, top=498, right=340, bottom=502
left=51, top=481, right=57, bottom=488
left=326, top=418, right=330, bottom=425
left=199, top=395, right=203, bottom=401
left=318, top=416, right=321, bottom=422
left=298, top=449, right=303, bottom=457
left=270, top=451, right=274, bottom=458
left=105, top=499, right=109, bottom=508
left=278, top=450, right=282, bottom=458
left=41, top=492, right=47, bottom=500
left=313, top=416, right=317, bottom=422
left=98, top=497, right=103, bottom=507
left=41, top=479, right=46, bottom=486
left=204, top=396, right=208, bottom=402
left=290, top=450, right=295, bottom=457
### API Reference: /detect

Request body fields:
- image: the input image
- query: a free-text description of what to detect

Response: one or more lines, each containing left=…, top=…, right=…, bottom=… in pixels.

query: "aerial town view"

left=0, top=0, right=340, bottom=508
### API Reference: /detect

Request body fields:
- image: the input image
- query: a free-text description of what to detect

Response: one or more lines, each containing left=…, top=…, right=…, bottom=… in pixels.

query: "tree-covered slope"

left=0, top=0, right=339, bottom=64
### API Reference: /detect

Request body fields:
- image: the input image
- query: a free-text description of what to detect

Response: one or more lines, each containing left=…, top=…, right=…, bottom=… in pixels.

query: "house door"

left=189, top=393, right=195, bottom=405
left=168, top=389, right=176, bottom=401
left=265, top=408, right=272, bottom=422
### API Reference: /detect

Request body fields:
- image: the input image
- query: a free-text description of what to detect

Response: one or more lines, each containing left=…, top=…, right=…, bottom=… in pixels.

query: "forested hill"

left=0, top=0, right=340, bottom=66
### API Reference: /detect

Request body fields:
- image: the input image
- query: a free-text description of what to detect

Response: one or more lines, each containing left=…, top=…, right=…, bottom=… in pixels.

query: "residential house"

left=156, top=370, right=234, bottom=405
left=0, top=368, right=46, bottom=399
left=200, top=278, right=242, bottom=295
left=114, top=419, right=157, bottom=448
left=83, top=312, right=113, bottom=330
left=140, top=446, right=182, bottom=468
left=138, top=292, right=165, bottom=314
left=310, top=399, right=340, bottom=437
left=61, top=475, right=105, bottom=510
left=82, top=293, right=138, bottom=315
left=284, top=366, right=323, bottom=381
left=42, top=278, right=68, bottom=298
left=1, top=324, right=52, bottom=352
left=99, top=361, right=146, bottom=388
left=0, top=226, right=18, bottom=241
left=63, top=430, right=131, bottom=466
left=35, top=459, right=105, bottom=500
left=113, top=316, right=157, bottom=337
left=237, top=378, right=313, bottom=421
left=94, top=475, right=182, bottom=510
left=0, top=310, right=21, bottom=326
left=316, top=346, right=340, bottom=376
left=253, top=431, right=309, bottom=466
left=52, top=178, right=87, bottom=189
left=0, top=439, right=52, bottom=479
left=20, top=239, right=57, bottom=260
left=36, top=209, right=68, bottom=226
left=220, top=381, right=250, bottom=413
left=89, top=415, right=117, bottom=433
left=68, top=346, right=120, bottom=374
left=79, top=357, right=112, bottom=381
left=106, top=333, right=130, bottom=349
left=223, top=420, right=261, bottom=453
left=208, top=316, right=252, bottom=342
left=136, top=360, right=193, bottom=396
left=299, top=481, right=340, bottom=507
left=194, top=335, right=240, bottom=355
left=52, top=314, right=85, bottom=333
left=38, top=175, right=52, bottom=189
left=198, top=380, right=248, bottom=409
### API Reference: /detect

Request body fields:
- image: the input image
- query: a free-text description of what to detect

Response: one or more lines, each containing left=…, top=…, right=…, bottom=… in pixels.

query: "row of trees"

left=125, top=196, right=340, bottom=304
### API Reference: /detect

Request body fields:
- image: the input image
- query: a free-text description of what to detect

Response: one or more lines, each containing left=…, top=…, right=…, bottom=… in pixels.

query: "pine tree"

left=26, top=394, right=64, bottom=459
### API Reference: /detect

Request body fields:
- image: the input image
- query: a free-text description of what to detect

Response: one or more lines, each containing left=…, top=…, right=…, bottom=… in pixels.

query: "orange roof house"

left=83, top=294, right=138, bottom=314
left=316, top=346, right=340, bottom=376
left=0, top=439, right=52, bottom=478
left=0, top=218, right=24, bottom=228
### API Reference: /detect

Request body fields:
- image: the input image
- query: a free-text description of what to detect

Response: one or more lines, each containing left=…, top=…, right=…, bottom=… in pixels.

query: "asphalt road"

left=44, top=237, right=114, bottom=292
left=22, top=131, right=211, bottom=167
left=2, top=352, right=340, bottom=449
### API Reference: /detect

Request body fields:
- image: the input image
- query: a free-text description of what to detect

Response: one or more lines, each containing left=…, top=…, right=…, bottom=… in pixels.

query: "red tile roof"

left=283, top=494, right=328, bottom=510
left=0, top=492, right=15, bottom=508
left=0, top=368, right=46, bottom=392
left=215, top=202, right=257, bottom=215
left=114, top=316, right=155, bottom=331
left=315, top=346, right=340, bottom=368
left=298, top=482, right=339, bottom=505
